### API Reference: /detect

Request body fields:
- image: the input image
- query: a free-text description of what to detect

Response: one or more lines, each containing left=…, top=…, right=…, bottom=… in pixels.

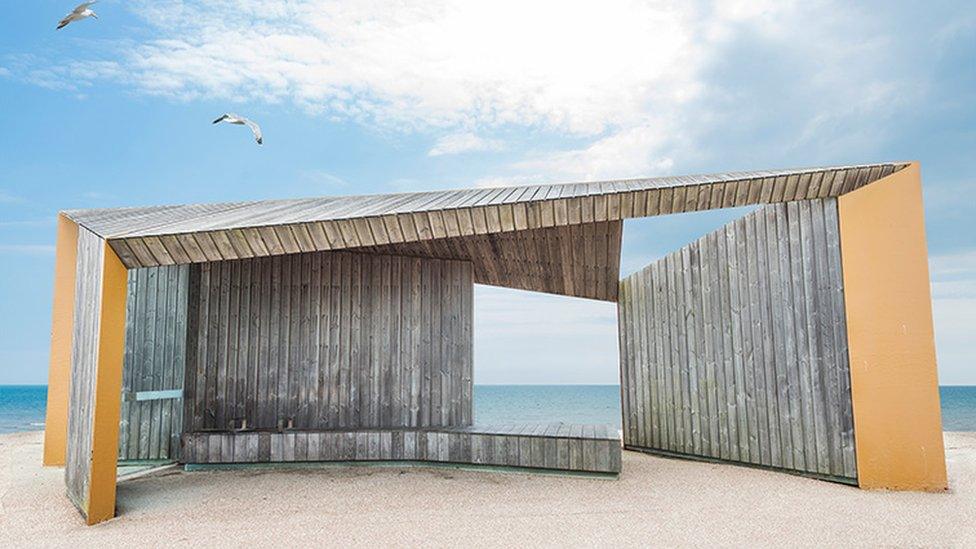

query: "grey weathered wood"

left=787, top=201, right=817, bottom=471
left=182, top=249, right=473, bottom=433
left=118, top=264, right=190, bottom=461
left=823, top=199, right=857, bottom=478
left=617, top=199, right=857, bottom=481
left=717, top=229, right=739, bottom=461
left=799, top=201, right=829, bottom=474
left=139, top=266, right=156, bottom=459
left=68, top=165, right=905, bottom=273
left=699, top=235, right=719, bottom=454
left=183, top=423, right=621, bottom=473
left=754, top=210, right=782, bottom=468
left=65, top=227, right=104, bottom=510
left=736, top=215, right=757, bottom=462
left=359, top=221, right=622, bottom=302
left=777, top=203, right=805, bottom=470
left=744, top=213, right=770, bottom=466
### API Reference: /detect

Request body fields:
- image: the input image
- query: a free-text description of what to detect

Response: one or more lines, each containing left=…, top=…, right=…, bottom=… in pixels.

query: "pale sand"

left=2, top=431, right=974, bottom=547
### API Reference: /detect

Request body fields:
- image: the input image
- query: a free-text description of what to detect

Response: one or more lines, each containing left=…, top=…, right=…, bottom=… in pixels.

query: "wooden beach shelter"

left=43, top=161, right=946, bottom=524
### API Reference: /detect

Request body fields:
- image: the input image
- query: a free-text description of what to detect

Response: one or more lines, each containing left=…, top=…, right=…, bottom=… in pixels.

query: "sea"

left=2, top=384, right=975, bottom=434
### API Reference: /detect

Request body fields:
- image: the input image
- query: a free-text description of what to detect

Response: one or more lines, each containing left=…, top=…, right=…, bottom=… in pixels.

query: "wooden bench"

left=182, top=423, right=621, bottom=474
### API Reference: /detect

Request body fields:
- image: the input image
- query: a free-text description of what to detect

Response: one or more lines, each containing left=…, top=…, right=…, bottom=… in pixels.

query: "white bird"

left=212, top=113, right=263, bottom=145
left=57, top=1, right=98, bottom=30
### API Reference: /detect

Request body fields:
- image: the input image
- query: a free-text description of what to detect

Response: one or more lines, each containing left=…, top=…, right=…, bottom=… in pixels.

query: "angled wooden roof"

left=62, top=162, right=907, bottom=300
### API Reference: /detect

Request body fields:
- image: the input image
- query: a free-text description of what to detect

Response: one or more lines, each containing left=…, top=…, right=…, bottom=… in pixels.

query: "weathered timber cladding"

left=618, top=199, right=857, bottom=481
left=65, top=227, right=104, bottom=508
left=118, top=265, right=190, bottom=461
left=62, top=163, right=904, bottom=269
left=183, top=250, right=474, bottom=432
left=182, top=423, right=621, bottom=474
left=356, top=221, right=623, bottom=301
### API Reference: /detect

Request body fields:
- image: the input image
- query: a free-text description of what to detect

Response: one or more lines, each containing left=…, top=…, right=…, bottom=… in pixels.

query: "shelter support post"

left=43, top=214, right=79, bottom=466
left=838, top=162, right=947, bottom=491
left=63, top=230, right=129, bottom=525
left=82, top=240, right=128, bottom=524
left=86, top=239, right=128, bottom=523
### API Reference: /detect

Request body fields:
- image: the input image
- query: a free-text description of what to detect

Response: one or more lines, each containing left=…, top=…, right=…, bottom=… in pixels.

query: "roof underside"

left=63, top=162, right=907, bottom=301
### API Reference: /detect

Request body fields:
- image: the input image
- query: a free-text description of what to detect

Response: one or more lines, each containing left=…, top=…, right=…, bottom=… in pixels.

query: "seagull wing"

left=212, top=114, right=230, bottom=124
left=58, top=2, right=96, bottom=29
left=73, top=1, right=97, bottom=15
left=243, top=118, right=263, bottom=145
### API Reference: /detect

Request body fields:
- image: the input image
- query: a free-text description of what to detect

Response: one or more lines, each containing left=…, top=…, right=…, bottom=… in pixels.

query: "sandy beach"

left=2, top=430, right=974, bottom=547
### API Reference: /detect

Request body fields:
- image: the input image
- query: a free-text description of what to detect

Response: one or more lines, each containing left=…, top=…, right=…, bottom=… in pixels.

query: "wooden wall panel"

left=618, top=199, right=857, bottom=481
left=65, top=227, right=103, bottom=509
left=183, top=250, right=474, bottom=433
left=182, top=423, right=621, bottom=474
left=118, top=265, right=190, bottom=461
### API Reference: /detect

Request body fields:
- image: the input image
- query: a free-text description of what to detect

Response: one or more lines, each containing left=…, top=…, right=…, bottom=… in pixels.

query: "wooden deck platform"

left=182, top=423, right=621, bottom=474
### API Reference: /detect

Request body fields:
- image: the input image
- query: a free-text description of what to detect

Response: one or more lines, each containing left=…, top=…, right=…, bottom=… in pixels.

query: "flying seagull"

left=212, top=113, right=263, bottom=145
left=57, top=1, right=98, bottom=30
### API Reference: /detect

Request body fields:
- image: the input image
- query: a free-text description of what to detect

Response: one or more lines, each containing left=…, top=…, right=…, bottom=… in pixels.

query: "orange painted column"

left=43, top=214, right=79, bottom=466
left=838, top=162, right=947, bottom=491
left=84, top=240, right=128, bottom=525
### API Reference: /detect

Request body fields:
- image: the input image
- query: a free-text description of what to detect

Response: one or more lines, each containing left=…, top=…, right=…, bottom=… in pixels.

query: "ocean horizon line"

left=3, top=383, right=975, bottom=387
left=3, top=384, right=976, bottom=435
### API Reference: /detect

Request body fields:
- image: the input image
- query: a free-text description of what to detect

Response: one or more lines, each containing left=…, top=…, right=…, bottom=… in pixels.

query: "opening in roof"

left=620, top=205, right=759, bottom=276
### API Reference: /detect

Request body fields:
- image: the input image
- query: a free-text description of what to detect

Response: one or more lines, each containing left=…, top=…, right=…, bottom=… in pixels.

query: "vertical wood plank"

left=617, top=199, right=857, bottom=480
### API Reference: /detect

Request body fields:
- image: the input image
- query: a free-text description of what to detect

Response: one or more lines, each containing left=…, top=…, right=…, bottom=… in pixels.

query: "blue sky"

left=1, top=1, right=973, bottom=385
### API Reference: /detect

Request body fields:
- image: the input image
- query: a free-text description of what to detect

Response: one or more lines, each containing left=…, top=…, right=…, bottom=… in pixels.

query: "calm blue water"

left=940, top=386, right=976, bottom=431
left=475, top=385, right=623, bottom=426
left=2, top=384, right=975, bottom=434
left=0, top=385, right=48, bottom=434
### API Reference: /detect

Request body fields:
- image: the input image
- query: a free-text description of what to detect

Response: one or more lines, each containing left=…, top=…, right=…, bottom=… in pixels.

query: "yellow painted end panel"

left=84, top=242, right=128, bottom=525
left=838, top=162, right=947, bottom=491
left=43, top=215, right=79, bottom=467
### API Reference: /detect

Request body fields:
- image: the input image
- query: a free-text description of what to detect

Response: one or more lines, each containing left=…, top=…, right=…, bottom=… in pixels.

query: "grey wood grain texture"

left=181, top=423, right=621, bottom=474
left=61, top=163, right=906, bottom=271
left=355, top=221, right=622, bottom=302
left=118, top=265, right=190, bottom=461
left=182, top=249, right=474, bottom=432
left=617, top=199, right=856, bottom=481
left=65, top=227, right=104, bottom=510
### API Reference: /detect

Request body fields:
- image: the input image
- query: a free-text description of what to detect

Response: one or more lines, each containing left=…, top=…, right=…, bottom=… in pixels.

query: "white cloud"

left=513, top=124, right=677, bottom=181
left=2, top=55, right=124, bottom=92
left=428, top=132, right=504, bottom=156
left=472, top=174, right=549, bottom=189
left=0, top=244, right=55, bottom=255
left=7, top=1, right=929, bottom=184
left=469, top=123, right=678, bottom=185
left=100, top=0, right=707, bottom=135
left=930, top=249, right=976, bottom=287
left=0, top=218, right=54, bottom=228
left=0, top=190, right=22, bottom=203
left=80, top=190, right=117, bottom=201
left=300, top=170, right=348, bottom=189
